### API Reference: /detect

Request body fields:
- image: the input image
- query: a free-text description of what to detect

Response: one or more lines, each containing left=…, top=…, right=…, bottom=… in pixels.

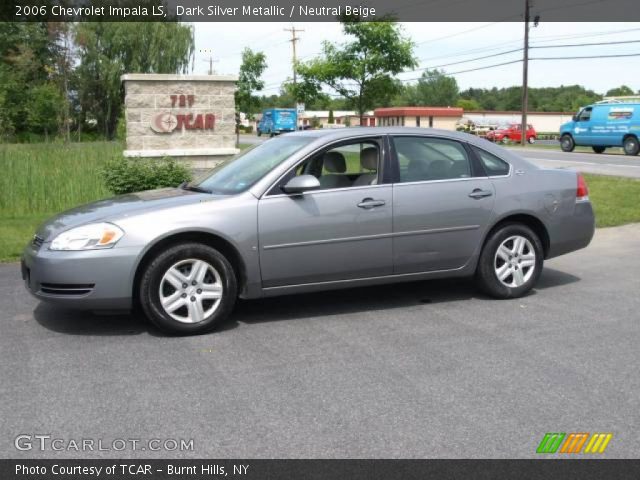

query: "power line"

left=531, top=39, right=640, bottom=49
left=415, top=22, right=502, bottom=46
left=530, top=52, right=640, bottom=60
left=402, top=59, right=523, bottom=81
left=408, top=48, right=523, bottom=73
left=530, top=26, right=640, bottom=44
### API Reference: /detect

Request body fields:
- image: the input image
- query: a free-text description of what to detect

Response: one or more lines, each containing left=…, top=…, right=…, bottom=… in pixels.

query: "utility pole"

left=285, top=26, right=304, bottom=130
left=284, top=26, right=304, bottom=87
left=521, top=0, right=530, bottom=147
left=200, top=49, right=218, bottom=75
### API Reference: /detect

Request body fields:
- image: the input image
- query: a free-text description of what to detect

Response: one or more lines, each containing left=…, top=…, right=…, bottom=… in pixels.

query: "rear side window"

left=471, top=146, right=510, bottom=176
left=393, top=136, right=472, bottom=183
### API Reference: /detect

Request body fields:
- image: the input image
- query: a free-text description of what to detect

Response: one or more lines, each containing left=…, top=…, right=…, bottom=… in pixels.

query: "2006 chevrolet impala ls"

left=22, top=128, right=595, bottom=334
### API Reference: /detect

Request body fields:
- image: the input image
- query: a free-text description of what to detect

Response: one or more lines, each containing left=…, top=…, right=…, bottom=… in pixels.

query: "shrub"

left=101, top=156, right=192, bottom=195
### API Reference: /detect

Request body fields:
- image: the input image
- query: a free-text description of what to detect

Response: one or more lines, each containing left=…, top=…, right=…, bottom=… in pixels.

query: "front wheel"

left=139, top=243, right=237, bottom=335
left=527, top=136, right=536, bottom=144
left=623, top=136, right=640, bottom=156
left=560, top=134, right=575, bottom=152
left=475, top=224, right=544, bottom=299
left=592, top=146, right=606, bottom=154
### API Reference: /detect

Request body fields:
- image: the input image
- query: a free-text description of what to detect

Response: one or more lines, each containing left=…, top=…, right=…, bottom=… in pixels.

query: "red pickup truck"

left=486, top=123, right=537, bottom=144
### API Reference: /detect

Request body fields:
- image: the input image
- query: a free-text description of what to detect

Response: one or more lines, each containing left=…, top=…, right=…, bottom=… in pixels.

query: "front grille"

left=32, top=235, right=44, bottom=249
left=39, top=283, right=95, bottom=296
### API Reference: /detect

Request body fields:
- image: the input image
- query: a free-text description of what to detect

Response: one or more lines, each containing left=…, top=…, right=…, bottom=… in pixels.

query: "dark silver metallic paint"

left=22, top=128, right=595, bottom=310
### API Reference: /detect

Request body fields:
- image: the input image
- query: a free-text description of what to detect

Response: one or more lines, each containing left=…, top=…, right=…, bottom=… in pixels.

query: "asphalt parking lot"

left=1, top=224, right=639, bottom=459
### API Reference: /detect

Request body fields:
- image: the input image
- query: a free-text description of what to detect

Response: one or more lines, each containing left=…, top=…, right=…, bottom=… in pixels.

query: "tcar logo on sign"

left=150, top=94, right=215, bottom=133
left=537, top=432, right=613, bottom=454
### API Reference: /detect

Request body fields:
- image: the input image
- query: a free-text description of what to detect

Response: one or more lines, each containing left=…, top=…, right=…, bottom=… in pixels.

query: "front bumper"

left=21, top=241, right=141, bottom=310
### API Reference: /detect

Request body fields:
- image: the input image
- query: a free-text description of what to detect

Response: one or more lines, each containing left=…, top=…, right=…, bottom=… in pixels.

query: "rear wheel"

left=139, top=243, right=237, bottom=335
left=527, top=136, right=536, bottom=144
left=592, top=146, right=606, bottom=154
left=560, top=134, right=575, bottom=152
left=475, top=224, right=544, bottom=299
left=623, top=136, right=640, bottom=156
left=501, top=136, right=510, bottom=144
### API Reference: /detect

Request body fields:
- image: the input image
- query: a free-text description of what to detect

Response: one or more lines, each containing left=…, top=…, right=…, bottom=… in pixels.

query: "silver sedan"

left=22, top=128, right=595, bottom=334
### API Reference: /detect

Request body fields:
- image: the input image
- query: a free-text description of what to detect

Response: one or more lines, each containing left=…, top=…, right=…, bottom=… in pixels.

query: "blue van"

left=559, top=101, right=640, bottom=155
left=257, top=108, right=297, bottom=136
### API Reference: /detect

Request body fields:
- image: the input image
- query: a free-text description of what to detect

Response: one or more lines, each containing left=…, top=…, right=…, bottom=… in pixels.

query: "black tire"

left=475, top=223, right=544, bottom=299
left=257, top=130, right=262, bottom=137
left=592, top=146, right=606, bottom=154
left=139, top=243, right=237, bottom=335
left=623, top=136, right=640, bottom=156
left=527, top=136, right=536, bottom=144
left=560, top=134, right=575, bottom=152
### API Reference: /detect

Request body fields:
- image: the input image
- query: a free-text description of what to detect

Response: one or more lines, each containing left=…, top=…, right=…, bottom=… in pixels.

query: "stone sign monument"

left=121, top=73, right=239, bottom=168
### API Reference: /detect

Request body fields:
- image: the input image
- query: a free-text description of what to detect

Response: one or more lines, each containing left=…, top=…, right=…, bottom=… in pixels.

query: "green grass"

left=0, top=142, right=639, bottom=263
left=0, top=142, right=118, bottom=215
left=0, top=142, right=120, bottom=262
left=584, top=174, right=640, bottom=227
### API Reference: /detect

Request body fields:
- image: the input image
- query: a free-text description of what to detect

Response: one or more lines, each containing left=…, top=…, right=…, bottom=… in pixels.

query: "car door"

left=390, top=135, right=495, bottom=274
left=258, top=137, right=393, bottom=288
left=573, top=106, right=594, bottom=145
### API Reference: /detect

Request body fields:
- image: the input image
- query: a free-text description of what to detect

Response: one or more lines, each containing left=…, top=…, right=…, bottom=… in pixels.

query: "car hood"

left=36, top=188, right=214, bottom=241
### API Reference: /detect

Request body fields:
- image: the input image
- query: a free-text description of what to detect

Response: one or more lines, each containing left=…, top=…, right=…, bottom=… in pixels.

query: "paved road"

left=509, top=147, right=640, bottom=178
left=2, top=224, right=639, bottom=459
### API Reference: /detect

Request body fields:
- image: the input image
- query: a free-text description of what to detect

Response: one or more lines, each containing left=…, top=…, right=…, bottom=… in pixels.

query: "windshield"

left=192, top=136, right=312, bottom=194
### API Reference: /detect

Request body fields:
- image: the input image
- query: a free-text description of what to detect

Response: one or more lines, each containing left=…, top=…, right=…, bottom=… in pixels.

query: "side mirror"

left=282, top=174, right=321, bottom=194
left=572, top=115, right=578, bottom=122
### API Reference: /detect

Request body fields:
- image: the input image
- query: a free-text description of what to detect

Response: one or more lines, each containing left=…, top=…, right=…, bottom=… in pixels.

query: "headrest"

left=323, top=152, right=346, bottom=173
left=360, top=147, right=378, bottom=171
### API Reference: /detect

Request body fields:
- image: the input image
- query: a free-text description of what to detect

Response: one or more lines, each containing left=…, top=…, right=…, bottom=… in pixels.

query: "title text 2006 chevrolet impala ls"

left=22, top=128, right=594, bottom=334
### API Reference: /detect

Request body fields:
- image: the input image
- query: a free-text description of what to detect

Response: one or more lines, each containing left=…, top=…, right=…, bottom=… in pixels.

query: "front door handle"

left=357, top=198, right=386, bottom=209
left=468, top=188, right=493, bottom=199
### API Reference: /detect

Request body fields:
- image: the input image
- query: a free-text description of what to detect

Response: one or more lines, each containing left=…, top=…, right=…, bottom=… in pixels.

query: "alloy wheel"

left=494, top=235, right=536, bottom=288
left=159, top=258, right=223, bottom=323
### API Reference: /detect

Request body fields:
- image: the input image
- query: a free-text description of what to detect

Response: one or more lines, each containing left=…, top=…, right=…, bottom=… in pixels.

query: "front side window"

left=578, top=107, right=592, bottom=122
left=471, top=146, right=510, bottom=176
left=270, top=139, right=381, bottom=194
left=192, top=136, right=312, bottom=194
left=393, top=136, right=472, bottom=183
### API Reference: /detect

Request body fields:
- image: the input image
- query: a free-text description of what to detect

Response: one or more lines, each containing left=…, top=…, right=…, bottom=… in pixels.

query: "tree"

left=74, top=22, right=194, bottom=139
left=407, top=69, right=458, bottom=107
left=296, top=17, right=415, bottom=124
left=328, top=109, right=335, bottom=124
left=27, top=82, right=65, bottom=139
left=456, top=98, right=481, bottom=111
left=235, top=48, right=267, bottom=120
left=605, top=85, right=635, bottom=97
left=0, top=23, right=54, bottom=137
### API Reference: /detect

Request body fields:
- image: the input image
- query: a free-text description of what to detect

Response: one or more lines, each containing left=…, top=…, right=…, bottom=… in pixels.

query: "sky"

left=192, top=22, right=640, bottom=96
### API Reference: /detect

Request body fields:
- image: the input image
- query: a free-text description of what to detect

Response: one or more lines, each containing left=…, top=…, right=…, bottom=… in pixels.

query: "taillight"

left=576, top=174, right=589, bottom=200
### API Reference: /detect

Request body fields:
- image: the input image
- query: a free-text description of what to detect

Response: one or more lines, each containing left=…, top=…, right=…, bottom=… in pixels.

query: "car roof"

left=284, top=127, right=477, bottom=142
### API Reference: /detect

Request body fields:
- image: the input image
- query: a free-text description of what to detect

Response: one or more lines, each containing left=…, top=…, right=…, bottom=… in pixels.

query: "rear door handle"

left=468, top=188, right=493, bottom=199
left=357, top=198, right=386, bottom=209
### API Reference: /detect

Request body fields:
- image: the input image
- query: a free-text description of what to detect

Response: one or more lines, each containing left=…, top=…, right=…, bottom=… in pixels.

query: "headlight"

left=50, top=223, right=124, bottom=251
